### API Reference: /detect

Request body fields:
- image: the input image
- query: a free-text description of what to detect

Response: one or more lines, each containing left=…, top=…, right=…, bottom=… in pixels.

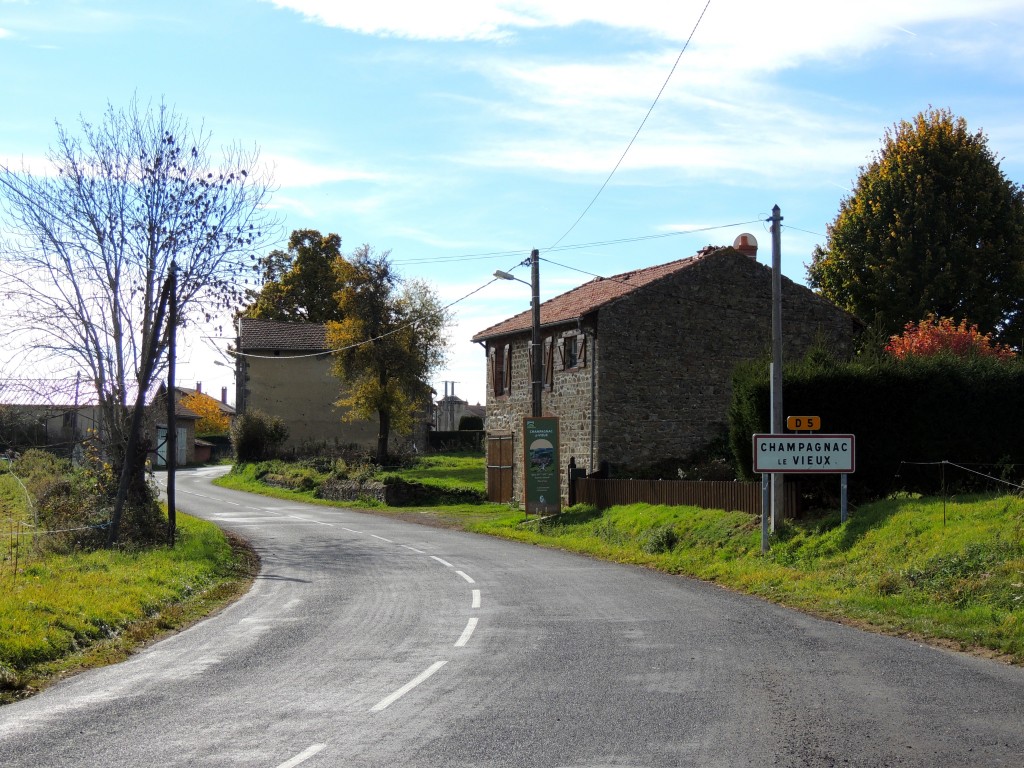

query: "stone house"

left=471, top=244, right=859, bottom=504
left=234, top=318, right=430, bottom=454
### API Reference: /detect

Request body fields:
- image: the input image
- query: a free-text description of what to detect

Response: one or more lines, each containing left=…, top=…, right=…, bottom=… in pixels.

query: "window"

left=543, top=336, right=554, bottom=389
left=491, top=343, right=512, bottom=396
left=560, top=332, right=587, bottom=370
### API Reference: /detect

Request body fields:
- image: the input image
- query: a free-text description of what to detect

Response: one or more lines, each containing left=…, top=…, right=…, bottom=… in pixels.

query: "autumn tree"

left=885, top=316, right=1016, bottom=360
left=807, top=108, right=1024, bottom=345
left=243, top=229, right=346, bottom=322
left=0, top=98, right=276, bottom=544
left=181, top=391, right=231, bottom=435
left=326, top=246, right=448, bottom=463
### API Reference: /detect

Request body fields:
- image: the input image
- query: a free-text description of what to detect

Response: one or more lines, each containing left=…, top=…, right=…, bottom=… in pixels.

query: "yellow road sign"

left=786, top=416, right=821, bottom=432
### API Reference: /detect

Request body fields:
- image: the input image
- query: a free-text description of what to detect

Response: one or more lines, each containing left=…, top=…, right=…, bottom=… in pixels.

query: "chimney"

left=196, top=381, right=202, bottom=394
left=733, top=233, right=758, bottom=260
left=221, top=386, right=228, bottom=404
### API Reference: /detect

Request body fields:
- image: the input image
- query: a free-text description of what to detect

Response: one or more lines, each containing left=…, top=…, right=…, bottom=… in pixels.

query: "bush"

left=230, top=410, right=289, bottom=462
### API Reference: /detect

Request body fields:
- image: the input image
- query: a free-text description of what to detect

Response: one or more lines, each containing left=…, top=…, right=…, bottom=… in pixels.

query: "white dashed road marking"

left=371, top=661, right=448, bottom=712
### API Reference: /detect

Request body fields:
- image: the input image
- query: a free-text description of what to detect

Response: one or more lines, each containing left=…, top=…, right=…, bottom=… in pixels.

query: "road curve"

left=1, top=466, right=1023, bottom=767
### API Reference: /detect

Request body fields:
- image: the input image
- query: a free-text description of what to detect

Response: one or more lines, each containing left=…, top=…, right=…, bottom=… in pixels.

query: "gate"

left=486, top=433, right=513, bottom=503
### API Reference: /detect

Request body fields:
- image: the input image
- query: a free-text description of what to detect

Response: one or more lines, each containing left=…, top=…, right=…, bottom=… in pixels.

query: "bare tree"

left=0, top=98, right=278, bottom=544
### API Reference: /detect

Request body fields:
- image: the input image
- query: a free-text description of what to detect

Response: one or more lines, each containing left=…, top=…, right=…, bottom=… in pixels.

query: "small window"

left=491, top=343, right=512, bottom=397
left=564, top=336, right=578, bottom=369
left=561, top=332, right=587, bottom=370
left=543, top=337, right=554, bottom=389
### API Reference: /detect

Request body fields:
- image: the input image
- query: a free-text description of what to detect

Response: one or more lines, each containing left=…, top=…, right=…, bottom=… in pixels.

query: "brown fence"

left=572, top=477, right=801, bottom=516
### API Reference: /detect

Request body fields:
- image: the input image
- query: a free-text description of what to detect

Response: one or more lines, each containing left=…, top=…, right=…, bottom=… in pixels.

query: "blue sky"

left=2, top=0, right=1023, bottom=406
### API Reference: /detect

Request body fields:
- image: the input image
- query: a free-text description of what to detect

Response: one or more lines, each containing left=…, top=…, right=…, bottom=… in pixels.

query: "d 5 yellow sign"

left=753, top=434, right=855, bottom=474
left=786, top=415, right=820, bottom=431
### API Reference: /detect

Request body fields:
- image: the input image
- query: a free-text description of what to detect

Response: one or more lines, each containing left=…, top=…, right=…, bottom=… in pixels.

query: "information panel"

left=753, top=434, right=855, bottom=474
left=523, top=416, right=561, bottom=516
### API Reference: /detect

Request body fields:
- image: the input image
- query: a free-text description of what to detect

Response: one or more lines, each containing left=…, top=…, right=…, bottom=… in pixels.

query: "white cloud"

left=262, top=152, right=389, bottom=188
left=260, top=1, right=1024, bottom=60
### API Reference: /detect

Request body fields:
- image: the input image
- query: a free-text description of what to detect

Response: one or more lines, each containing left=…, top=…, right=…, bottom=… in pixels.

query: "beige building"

left=235, top=318, right=428, bottom=454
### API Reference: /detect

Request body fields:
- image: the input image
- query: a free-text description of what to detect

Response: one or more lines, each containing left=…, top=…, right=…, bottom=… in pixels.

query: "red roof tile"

left=472, top=248, right=719, bottom=341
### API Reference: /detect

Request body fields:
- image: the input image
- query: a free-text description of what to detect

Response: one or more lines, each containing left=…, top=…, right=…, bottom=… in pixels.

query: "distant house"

left=147, top=384, right=201, bottom=467
left=0, top=378, right=102, bottom=454
left=471, top=244, right=859, bottom=504
left=174, top=383, right=236, bottom=425
left=434, top=383, right=486, bottom=431
left=234, top=318, right=430, bottom=454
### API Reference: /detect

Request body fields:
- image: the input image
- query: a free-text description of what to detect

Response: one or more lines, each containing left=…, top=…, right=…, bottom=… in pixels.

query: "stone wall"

left=482, top=248, right=858, bottom=502
left=483, top=329, right=597, bottom=505
left=596, top=249, right=856, bottom=470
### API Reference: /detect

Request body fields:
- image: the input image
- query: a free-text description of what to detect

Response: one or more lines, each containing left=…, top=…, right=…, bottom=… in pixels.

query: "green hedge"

left=729, top=353, right=1024, bottom=500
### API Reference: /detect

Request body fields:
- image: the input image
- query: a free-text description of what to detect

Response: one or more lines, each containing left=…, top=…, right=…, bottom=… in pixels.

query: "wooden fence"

left=572, top=477, right=801, bottom=516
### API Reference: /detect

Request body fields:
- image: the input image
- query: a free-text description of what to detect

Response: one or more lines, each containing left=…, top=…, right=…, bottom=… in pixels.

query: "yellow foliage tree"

left=181, top=392, right=230, bottom=436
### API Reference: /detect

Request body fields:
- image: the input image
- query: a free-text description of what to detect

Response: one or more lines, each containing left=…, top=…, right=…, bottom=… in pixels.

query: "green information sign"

left=523, top=416, right=560, bottom=516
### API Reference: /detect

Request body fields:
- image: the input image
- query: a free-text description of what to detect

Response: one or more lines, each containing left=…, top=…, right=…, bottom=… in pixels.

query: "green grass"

left=388, top=452, right=487, bottom=493
left=0, top=512, right=256, bottom=702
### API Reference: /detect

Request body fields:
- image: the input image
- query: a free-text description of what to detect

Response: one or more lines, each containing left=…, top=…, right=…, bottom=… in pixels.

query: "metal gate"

left=486, top=433, right=513, bottom=503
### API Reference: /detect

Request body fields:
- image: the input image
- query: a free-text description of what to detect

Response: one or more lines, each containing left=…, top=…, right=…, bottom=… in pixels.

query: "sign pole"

left=761, top=473, right=770, bottom=553
left=841, top=473, right=848, bottom=523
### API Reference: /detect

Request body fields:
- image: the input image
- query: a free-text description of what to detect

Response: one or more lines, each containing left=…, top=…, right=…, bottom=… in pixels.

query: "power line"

left=546, top=0, right=714, bottom=251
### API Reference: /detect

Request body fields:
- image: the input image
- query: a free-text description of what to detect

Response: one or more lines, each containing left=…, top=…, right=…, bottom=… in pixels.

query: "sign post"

left=523, top=416, right=560, bottom=517
left=754, top=432, right=856, bottom=537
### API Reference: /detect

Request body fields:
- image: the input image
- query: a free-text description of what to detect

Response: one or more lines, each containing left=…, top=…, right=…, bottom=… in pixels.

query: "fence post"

left=567, top=457, right=576, bottom=507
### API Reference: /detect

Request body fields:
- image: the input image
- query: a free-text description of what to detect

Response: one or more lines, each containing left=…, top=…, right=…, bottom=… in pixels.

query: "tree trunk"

left=376, top=407, right=390, bottom=465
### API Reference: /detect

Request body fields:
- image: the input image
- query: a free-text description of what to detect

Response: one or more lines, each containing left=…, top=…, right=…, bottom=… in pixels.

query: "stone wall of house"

left=596, top=249, right=857, bottom=470
left=481, top=248, right=858, bottom=499
left=483, top=328, right=597, bottom=505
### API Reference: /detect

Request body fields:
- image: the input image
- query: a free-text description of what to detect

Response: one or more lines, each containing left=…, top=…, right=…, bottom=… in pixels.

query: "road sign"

left=786, top=415, right=820, bottom=431
left=753, top=434, right=855, bottom=474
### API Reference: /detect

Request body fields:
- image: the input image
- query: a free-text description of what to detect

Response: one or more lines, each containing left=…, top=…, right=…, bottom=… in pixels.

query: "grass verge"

left=0, top=513, right=257, bottom=704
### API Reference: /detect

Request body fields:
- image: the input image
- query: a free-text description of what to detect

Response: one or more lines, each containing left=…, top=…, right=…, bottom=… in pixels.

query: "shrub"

left=230, top=410, right=289, bottom=462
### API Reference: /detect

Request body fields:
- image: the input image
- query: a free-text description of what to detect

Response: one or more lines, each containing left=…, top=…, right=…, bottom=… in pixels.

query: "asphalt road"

left=2, top=466, right=1023, bottom=767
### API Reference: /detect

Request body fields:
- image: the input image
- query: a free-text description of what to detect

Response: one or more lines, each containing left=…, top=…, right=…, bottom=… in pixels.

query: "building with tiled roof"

left=474, top=244, right=859, bottom=506
left=234, top=318, right=412, bottom=454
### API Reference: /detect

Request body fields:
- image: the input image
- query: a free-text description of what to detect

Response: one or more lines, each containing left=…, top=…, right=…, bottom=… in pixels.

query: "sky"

left=1, top=0, right=1023, bottom=407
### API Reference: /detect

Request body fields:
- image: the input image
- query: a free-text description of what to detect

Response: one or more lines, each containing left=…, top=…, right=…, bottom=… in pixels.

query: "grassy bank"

left=218, top=458, right=1024, bottom=663
left=0, top=510, right=256, bottom=703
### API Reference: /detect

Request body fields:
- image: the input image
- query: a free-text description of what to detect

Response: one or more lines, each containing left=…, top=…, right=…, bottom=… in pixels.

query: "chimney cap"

left=733, top=233, right=758, bottom=259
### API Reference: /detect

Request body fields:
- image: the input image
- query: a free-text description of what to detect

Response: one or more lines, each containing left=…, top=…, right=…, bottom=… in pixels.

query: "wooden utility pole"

left=769, top=205, right=785, bottom=530
left=530, top=249, right=542, bottom=418
left=166, top=262, right=177, bottom=547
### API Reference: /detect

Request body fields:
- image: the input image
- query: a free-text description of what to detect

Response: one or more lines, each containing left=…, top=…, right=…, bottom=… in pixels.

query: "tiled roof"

left=472, top=248, right=719, bottom=341
left=238, top=318, right=328, bottom=351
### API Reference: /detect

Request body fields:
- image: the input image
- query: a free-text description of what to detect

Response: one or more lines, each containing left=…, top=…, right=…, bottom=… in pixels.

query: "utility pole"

left=769, top=206, right=785, bottom=530
left=166, top=261, right=177, bottom=547
left=530, top=249, right=542, bottom=418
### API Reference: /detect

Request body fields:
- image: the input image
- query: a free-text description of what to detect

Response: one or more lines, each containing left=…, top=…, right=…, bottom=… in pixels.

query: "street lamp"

left=493, top=249, right=542, bottom=418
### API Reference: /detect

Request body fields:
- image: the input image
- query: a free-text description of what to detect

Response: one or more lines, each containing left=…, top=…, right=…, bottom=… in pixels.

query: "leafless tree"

left=0, top=98, right=278, bottom=543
